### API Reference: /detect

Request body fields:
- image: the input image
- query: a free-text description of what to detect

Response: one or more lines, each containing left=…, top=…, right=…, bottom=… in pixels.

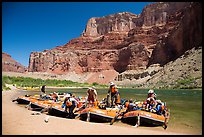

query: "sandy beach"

left=2, top=90, right=195, bottom=135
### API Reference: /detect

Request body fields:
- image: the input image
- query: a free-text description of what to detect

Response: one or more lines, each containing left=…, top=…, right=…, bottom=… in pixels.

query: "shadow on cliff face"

left=113, top=47, right=131, bottom=73
left=147, top=2, right=202, bottom=67
left=113, top=44, right=150, bottom=73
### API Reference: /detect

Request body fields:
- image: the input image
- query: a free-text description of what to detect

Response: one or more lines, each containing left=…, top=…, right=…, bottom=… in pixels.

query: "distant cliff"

left=2, top=52, right=27, bottom=73
left=28, top=2, right=202, bottom=84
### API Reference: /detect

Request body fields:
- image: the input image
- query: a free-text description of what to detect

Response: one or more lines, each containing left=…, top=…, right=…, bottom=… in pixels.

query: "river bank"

left=3, top=89, right=201, bottom=135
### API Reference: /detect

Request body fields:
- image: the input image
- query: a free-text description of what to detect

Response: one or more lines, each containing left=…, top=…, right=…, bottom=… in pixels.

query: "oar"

left=74, top=105, right=86, bottom=119
left=110, top=106, right=122, bottom=125
left=163, top=108, right=170, bottom=130
left=40, top=107, right=48, bottom=113
left=133, top=114, right=140, bottom=127
left=74, top=113, right=81, bottom=119
left=106, top=94, right=110, bottom=107
left=12, top=98, right=18, bottom=102
left=25, top=102, right=31, bottom=108
left=86, top=110, right=90, bottom=122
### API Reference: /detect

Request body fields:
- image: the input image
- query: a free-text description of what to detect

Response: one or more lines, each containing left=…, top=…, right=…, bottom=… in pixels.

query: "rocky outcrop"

left=148, top=2, right=202, bottom=66
left=28, top=49, right=119, bottom=74
left=2, top=52, right=27, bottom=73
left=28, top=2, right=202, bottom=85
left=144, top=47, right=202, bottom=89
left=82, top=12, right=140, bottom=37
left=114, top=44, right=150, bottom=73
left=141, top=2, right=190, bottom=27
left=115, top=46, right=202, bottom=89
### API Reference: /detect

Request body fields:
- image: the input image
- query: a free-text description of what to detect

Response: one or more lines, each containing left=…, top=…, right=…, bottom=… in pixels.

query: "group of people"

left=84, top=82, right=121, bottom=108
left=40, top=82, right=121, bottom=118
left=40, top=83, right=166, bottom=119
left=124, top=89, right=166, bottom=116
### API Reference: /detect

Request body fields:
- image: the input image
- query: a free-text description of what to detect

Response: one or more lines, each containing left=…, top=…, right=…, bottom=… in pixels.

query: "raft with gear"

left=47, top=95, right=86, bottom=118
left=12, top=94, right=39, bottom=104
left=47, top=101, right=70, bottom=117
left=29, top=98, right=53, bottom=111
left=46, top=101, right=83, bottom=118
left=121, top=107, right=170, bottom=129
left=78, top=106, right=125, bottom=123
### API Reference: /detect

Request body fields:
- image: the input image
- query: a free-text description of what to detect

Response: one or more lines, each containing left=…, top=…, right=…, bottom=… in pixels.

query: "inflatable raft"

left=48, top=101, right=70, bottom=117
left=12, top=95, right=38, bottom=104
left=121, top=109, right=170, bottom=129
left=79, top=106, right=124, bottom=122
left=30, top=98, right=53, bottom=111
left=48, top=100, right=85, bottom=118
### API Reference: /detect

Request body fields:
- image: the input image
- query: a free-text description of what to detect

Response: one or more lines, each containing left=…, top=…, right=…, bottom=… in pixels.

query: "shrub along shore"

left=2, top=76, right=107, bottom=91
left=2, top=75, right=202, bottom=91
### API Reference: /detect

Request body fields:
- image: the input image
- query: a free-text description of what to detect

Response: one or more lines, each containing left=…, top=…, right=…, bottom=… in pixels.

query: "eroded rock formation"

left=2, top=52, right=27, bottom=73
left=28, top=2, right=202, bottom=84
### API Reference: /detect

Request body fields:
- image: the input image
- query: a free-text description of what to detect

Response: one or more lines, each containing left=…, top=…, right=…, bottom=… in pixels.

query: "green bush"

left=2, top=76, right=105, bottom=89
left=92, top=82, right=99, bottom=86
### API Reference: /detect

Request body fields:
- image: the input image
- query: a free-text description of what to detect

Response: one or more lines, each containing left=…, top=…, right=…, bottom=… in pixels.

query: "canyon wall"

left=28, top=2, right=202, bottom=81
left=2, top=52, right=27, bottom=73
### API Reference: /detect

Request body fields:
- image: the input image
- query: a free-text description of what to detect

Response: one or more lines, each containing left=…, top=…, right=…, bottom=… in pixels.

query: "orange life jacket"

left=94, top=100, right=99, bottom=107
left=125, top=102, right=129, bottom=108
left=161, top=105, right=165, bottom=111
left=111, top=86, right=117, bottom=93
left=66, top=101, right=72, bottom=107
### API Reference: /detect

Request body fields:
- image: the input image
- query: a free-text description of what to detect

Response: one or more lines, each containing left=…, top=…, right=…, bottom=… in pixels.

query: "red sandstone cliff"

left=148, top=2, right=202, bottom=66
left=2, top=52, right=27, bottom=73
left=28, top=2, right=202, bottom=82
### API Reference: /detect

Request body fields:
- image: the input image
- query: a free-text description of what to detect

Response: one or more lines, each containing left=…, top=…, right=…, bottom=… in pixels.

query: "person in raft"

left=107, top=82, right=121, bottom=107
left=65, top=94, right=79, bottom=119
left=86, top=86, right=98, bottom=107
left=144, top=89, right=157, bottom=111
left=51, top=92, right=59, bottom=102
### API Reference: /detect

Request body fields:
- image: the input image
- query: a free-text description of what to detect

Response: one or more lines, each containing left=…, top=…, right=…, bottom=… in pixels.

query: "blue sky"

left=2, top=2, right=153, bottom=67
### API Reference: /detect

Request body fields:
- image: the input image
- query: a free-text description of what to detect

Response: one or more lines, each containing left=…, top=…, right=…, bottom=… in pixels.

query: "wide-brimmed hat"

left=92, top=86, right=95, bottom=89
left=110, top=82, right=115, bottom=86
left=148, top=89, right=154, bottom=94
left=157, top=100, right=162, bottom=104
left=65, top=94, right=70, bottom=98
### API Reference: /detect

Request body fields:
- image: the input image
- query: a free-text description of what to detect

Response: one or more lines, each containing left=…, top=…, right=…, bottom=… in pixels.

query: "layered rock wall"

left=2, top=52, right=27, bottom=73
left=148, top=2, right=202, bottom=66
left=82, top=12, right=139, bottom=37
left=28, top=2, right=202, bottom=78
left=28, top=49, right=119, bottom=74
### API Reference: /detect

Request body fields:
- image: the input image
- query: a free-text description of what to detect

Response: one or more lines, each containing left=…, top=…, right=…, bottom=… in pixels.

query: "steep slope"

left=115, top=46, right=202, bottom=89
left=2, top=52, right=27, bottom=73
left=145, top=47, right=202, bottom=89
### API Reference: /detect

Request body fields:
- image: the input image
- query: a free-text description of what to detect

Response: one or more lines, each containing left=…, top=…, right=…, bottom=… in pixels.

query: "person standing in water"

left=86, top=86, right=98, bottom=107
left=107, top=82, right=121, bottom=107
left=40, top=85, right=46, bottom=98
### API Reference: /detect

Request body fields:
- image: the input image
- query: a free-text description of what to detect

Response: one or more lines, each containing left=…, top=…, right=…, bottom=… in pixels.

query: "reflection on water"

left=17, top=88, right=202, bottom=134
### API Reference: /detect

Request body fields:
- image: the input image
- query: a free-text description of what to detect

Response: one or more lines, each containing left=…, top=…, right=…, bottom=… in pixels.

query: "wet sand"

left=2, top=90, right=197, bottom=135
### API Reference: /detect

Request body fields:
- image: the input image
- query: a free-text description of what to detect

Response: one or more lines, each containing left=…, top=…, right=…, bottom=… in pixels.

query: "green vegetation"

left=92, top=82, right=99, bottom=86
left=175, top=76, right=202, bottom=89
left=2, top=82, right=11, bottom=91
left=176, top=77, right=195, bottom=85
left=2, top=75, right=201, bottom=91
left=2, top=76, right=107, bottom=91
left=150, top=76, right=202, bottom=90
